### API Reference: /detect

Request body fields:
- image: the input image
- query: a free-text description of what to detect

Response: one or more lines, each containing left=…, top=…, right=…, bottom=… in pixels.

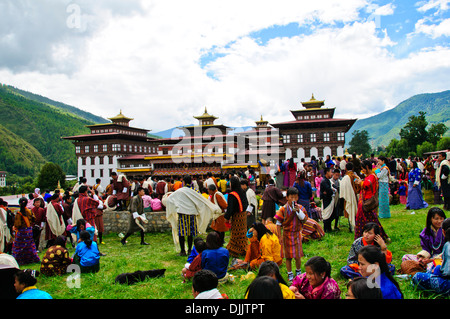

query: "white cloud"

left=0, top=0, right=449, bottom=134
left=416, top=0, right=450, bottom=14
left=415, top=17, right=450, bottom=38
left=374, top=3, right=396, bottom=16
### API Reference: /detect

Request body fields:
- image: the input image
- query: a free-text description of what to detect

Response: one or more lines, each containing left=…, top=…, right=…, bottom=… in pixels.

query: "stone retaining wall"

left=102, top=210, right=171, bottom=234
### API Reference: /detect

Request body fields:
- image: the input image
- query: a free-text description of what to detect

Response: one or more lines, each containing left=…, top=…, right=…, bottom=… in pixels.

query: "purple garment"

left=420, top=227, right=445, bottom=257
left=406, top=181, right=429, bottom=210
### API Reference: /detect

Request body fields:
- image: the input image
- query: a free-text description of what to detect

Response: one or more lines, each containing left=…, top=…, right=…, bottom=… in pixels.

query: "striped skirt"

left=282, top=230, right=303, bottom=260
left=177, top=213, right=198, bottom=237
left=378, top=182, right=391, bottom=218
left=226, top=210, right=247, bottom=257
left=12, top=227, right=40, bottom=266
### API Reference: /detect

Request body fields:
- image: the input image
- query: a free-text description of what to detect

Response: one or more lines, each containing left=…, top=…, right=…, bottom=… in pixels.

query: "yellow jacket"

left=260, top=233, right=282, bottom=265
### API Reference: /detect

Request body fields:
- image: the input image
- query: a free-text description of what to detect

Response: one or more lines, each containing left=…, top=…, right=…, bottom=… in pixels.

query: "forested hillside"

left=0, top=84, right=96, bottom=176
left=346, top=90, right=450, bottom=148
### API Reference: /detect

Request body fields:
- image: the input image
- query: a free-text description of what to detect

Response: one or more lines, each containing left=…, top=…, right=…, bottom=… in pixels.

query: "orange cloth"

left=362, top=238, right=393, bottom=263
left=209, top=191, right=229, bottom=233
left=173, top=181, right=182, bottom=191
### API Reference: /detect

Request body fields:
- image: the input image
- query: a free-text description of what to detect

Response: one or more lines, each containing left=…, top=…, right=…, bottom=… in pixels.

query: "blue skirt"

left=412, top=265, right=450, bottom=296
left=378, top=182, right=391, bottom=218
left=406, top=182, right=429, bottom=210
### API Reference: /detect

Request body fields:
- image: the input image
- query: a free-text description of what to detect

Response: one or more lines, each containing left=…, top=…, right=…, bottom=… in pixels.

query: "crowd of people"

left=1, top=151, right=450, bottom=299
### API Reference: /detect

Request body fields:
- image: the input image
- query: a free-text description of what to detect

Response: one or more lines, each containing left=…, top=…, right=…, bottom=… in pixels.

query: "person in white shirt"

left=340, top=156, right=347, bottom=172
left=192, top=269, right=227, bottom=299
left=93, top=178, right=105, bottom=198
left=203, top=172, right=217, bottom=189
left=240, top=179, right=258, bottom=229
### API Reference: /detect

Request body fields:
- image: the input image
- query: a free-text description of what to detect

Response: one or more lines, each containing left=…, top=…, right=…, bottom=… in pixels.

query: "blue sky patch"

left=199, top=0, right=449, bottom=78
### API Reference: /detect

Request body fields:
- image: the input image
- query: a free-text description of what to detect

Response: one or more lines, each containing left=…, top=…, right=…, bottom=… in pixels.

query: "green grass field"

left=24, top=203, right=449, bottom=299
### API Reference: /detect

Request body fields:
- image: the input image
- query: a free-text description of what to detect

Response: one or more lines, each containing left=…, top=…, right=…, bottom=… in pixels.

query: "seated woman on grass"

left=73, top=230, right=100, bottom=273
left=402, top=207, right=446, bottom=271
left=412, top=217, right=450, bottom=296
left=246, top=222, right=282, bottom=270
left=340, top=222, right=394, bottom=279
left=357, top=245, right=403, bottom=299
left=289, top=256, right=341, bottom=299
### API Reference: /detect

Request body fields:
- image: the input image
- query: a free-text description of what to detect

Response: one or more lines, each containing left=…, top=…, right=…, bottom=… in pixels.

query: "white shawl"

left=46, top=203, right=65, bottom=237
left=164, top=187, right=221, bottom=247
left=0, top=208, right=11, bottom=253
left=321, top=196, right=335, bottom=220
left=436, top=159, right=450, bottom=188
left=72, top=198, right=84, bottom=226
left=103, top=195, right=116, bottom=212
left=339, top=175, right=357, bottom=228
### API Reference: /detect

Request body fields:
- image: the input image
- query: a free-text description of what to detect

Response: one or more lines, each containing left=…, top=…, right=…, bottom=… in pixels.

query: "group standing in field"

left=1, top=151, right=450, bottom=299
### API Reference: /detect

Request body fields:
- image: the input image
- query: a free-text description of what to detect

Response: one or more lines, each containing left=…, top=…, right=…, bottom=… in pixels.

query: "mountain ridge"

left=345, top=90, right=450, bottom=148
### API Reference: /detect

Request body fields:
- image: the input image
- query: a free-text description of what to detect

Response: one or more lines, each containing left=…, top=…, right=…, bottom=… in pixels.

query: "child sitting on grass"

left=182, top=237, right=207, bottom=281
left=192, top=269, right=228, bottom=299
left=201, top=231, right=230, bottom=283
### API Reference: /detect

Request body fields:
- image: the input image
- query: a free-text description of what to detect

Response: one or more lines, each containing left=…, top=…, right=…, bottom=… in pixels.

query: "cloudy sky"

left=0, top=0, right=449, bottom=133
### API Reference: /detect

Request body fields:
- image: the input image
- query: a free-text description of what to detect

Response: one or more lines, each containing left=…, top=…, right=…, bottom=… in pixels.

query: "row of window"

left=80, top=156, right=114, bottom=166
left=76, top=144, right=158, bottom=154
left=91, top=128, right=147, bottom=137
left=81, top=168, right=114, bottom=179
left=282, top=132, right=345, bottom=144
left=297, top=114, right=329, bottom=120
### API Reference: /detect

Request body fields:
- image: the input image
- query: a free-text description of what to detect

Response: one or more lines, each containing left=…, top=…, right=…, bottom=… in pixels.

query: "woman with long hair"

left=357, top=245, right=403, bottom=299
left=246, top=222, right=282, bottom=269
left=354, top=160, right=389, bottom=242
left=412, top=218, right=450, bottom=296
left=224, top=176, right=249, bottom=257
left=73, top=230, right=100, bottom=273
left=402, top=207, right=446, bottom=270
left=11, top=197, right=40, bottom=265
